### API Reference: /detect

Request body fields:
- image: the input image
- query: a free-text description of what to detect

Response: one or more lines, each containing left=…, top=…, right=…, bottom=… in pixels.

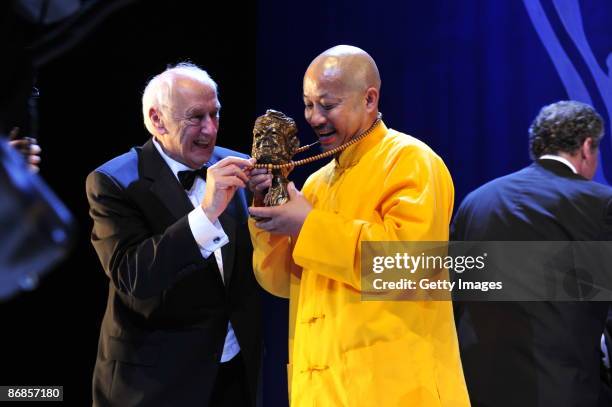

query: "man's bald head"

left=305, top=45, right=381, bottom=94
left=302, top=45, right=382, bottom=153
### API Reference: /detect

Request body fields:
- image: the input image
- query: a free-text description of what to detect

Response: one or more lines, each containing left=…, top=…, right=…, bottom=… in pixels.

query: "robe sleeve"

left=292, top=146, right=454, bottom=290
left=249, top=218, right=301, bottom=298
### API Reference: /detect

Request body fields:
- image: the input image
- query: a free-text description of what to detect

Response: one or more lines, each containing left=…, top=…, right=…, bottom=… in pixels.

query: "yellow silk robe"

left=249, top=121, right=470, bottom=406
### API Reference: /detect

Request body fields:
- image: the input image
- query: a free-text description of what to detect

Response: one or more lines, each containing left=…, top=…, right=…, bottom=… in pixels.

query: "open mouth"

left=318, top=130, right=337, bottom=144
left=193, top=139, right=210, bottom=148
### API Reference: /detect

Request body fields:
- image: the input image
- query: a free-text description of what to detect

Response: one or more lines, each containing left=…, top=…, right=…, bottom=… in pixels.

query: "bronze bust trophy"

left=251, top=110, right=382, bottom=207
left=252, top=109, right=299, bottom=206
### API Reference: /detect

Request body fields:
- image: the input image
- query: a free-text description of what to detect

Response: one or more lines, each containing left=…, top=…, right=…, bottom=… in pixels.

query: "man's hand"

left=247, top=167, right=273, bottom=206
left=8, top=128, right=41, bottom=173
left=201, top=157, right=255, bottom=222
left=248, top=182, right=312, bottom=237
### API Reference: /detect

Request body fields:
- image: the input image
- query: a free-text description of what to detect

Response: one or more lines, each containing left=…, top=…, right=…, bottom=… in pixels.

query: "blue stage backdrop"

left=255, top=1, right=612, bottom=405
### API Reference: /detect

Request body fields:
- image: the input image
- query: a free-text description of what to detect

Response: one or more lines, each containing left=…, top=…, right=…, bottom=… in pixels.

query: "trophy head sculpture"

left=252, top=110, right=299, bottom=206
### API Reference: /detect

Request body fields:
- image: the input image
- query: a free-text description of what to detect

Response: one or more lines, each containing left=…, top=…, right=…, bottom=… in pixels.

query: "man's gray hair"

left=141, top=62, right=217, bottom=135
left=529, top=100, right=604, bottom=160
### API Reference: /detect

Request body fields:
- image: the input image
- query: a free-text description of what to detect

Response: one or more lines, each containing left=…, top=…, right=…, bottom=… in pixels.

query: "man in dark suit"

left=452, top=100, right=612, bottom=407
left=86, top=63, right=261, bottom=406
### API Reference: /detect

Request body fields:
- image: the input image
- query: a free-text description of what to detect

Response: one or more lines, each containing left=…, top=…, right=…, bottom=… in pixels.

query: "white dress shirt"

left=153, top=138, right=240, bottom=363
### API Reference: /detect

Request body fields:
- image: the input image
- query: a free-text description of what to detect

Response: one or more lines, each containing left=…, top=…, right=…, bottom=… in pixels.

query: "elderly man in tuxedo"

left=86, top=63, right=261, bottom=407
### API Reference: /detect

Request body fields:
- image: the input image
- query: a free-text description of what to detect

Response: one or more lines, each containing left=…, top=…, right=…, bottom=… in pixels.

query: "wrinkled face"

left=155, top=79, right=220, bottom=169
left=303, top=70, right=368, bottom=152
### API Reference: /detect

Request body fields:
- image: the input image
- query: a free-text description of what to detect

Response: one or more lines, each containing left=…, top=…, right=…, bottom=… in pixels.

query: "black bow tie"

left=177, top=167, right=207, bottom=190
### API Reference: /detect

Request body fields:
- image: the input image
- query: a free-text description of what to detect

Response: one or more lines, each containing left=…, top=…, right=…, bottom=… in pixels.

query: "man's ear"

left=581, top=137, right=595, bottom=159
left=149, top=107, right=167, bottom=135
left=364, top=87, right=379, bottom=113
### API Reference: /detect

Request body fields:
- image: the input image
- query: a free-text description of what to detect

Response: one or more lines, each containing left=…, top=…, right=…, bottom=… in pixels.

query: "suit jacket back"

left=452, top=159, right=612, bottom=407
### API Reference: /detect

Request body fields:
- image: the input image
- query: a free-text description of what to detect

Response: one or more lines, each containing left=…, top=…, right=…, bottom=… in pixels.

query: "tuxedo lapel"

left=141, top=139, right=239, bottom=287
left=140, top=140, right=194, bottom=220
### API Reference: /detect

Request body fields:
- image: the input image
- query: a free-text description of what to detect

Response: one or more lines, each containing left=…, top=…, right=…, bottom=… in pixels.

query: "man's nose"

left=307, top=107, right=327, bottom=127
left=200, top=116, right=218, bottom=133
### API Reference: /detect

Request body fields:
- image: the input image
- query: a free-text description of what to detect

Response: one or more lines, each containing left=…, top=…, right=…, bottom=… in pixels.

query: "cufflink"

left=213, top=237, right=221, bottom=243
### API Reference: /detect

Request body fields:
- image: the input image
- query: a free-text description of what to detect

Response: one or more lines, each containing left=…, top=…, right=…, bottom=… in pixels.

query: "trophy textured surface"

left=252, top=110, right=299, bottom=206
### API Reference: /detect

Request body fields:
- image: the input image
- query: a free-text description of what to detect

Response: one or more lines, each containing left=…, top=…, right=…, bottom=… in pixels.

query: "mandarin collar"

left=334, top=120, right=388, bottom=169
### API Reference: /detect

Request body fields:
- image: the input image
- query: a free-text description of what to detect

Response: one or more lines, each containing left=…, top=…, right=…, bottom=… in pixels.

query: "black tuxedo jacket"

left=452, top=159, right=612, bottom=407
left=86, top=140, right=261, bottom=406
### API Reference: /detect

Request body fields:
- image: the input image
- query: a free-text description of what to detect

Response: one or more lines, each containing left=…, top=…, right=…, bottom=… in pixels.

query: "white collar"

left=152, top=137, right=193, bottom=181
left=539, top=154, right=578, bottom=174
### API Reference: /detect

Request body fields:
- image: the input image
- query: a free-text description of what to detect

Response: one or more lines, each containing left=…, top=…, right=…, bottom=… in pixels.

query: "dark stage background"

left=2, top=0, right=612, bottom=405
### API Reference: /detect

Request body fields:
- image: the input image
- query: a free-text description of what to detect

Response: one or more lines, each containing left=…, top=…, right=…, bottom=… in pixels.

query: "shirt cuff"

left=188, top=206, right=229, bottom=257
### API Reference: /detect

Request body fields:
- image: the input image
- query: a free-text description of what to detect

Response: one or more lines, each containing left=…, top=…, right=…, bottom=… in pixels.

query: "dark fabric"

left=86, top=139, right=261, bottom=407
left=209, top=353, right=250, bottom=407
left=178, top=166, right=207, bottom=190
left=452, top=159, right=612, bottom=407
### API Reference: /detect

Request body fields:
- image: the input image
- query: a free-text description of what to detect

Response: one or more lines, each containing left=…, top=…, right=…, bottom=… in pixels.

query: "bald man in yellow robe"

left=248, top=45, right=470, bottom=407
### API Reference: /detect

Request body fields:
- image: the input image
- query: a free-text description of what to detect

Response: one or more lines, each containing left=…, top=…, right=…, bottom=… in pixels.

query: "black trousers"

left=208, top=353, right=250, bottom=407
